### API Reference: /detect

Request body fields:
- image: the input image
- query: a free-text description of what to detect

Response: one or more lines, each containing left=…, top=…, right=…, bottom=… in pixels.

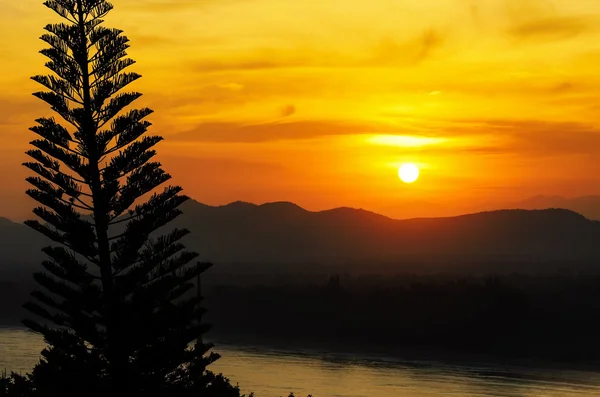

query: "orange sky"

left=2, top=0, right=600, bottom=220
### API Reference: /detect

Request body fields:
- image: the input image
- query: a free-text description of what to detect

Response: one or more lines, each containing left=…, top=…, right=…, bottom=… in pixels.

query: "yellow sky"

left=2, top=0, right=600, bottom=220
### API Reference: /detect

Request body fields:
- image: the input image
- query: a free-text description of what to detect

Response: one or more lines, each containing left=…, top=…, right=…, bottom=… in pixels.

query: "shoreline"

left=4, top=324, right=600, bottom=374
left=208, top=333, right=600, bottom=374
left=2, top=325, right=600, bottom=377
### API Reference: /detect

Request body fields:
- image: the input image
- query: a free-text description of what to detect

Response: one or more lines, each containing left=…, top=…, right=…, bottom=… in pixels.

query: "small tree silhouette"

left=22, top=1, right=240, bottom=396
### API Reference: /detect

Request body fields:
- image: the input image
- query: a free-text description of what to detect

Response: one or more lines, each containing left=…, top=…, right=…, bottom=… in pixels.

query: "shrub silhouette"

left=0, top=373, right=34, bottom=397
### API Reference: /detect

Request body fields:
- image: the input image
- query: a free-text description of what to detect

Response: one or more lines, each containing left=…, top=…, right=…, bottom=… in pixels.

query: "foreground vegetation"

left=12, top=0, right=256, bottom=395
left=0, top=374, right=311, bottom=397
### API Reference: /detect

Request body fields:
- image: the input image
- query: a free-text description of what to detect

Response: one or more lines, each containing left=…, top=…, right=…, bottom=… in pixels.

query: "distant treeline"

left=202, top=272, right=600, bottom=363
left=4, top=270, right=600, bottom=363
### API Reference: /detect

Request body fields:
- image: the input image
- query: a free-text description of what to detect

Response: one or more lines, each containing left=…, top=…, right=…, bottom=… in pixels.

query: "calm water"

left=3, top=328, right=600, bottom=396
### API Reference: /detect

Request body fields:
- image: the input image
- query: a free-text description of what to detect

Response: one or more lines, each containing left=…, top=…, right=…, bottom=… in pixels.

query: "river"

left=2, top=327, right=600, bottom=396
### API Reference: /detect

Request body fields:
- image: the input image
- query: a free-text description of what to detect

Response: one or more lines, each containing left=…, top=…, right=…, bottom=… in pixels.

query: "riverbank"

left=4, top=327, right=600, bottom=397
left=208, top=332, right=600, bottom=375
left=4, top=324, right=599, bottom=375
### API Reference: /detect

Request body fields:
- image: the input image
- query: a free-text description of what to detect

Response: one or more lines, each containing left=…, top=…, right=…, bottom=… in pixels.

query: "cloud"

left=508, top=16, right=592, bottom=41
left=415, top=29, right=444, bottom=62
left=192, top=55, right=314, bottom=73
left=550, top=82, right=576, bottom=93
left=369, top=28, right=444, bottom=66
left=366, top=115, right=600, bottom=159
left=419, top=145, right=508, bottom=156
left=218, top=82, right=245, bottom=91
left=169, top=120, right=409, bottom=143
left=447, top=118, right=600, bottom=157
left=280, top=105, right=296, bottom=118
left=189, top=28, right=445, bottom=74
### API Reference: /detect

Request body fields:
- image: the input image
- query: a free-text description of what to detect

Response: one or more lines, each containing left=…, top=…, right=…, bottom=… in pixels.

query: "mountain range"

left=1, top=198, right=600, bottom=279
left=504, top=195, right=600, bottom=221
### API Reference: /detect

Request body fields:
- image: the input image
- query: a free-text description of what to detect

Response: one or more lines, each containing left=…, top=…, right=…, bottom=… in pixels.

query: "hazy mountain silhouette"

left=0, top=217, right=49, bottom=278
left=503, top=195, right=600, bottom=221
left=2, top=202, right=600, bottom=278
left=174, top=201, right=600, bottom=265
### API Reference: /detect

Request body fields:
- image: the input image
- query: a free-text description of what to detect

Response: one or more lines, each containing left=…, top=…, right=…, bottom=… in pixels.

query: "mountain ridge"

left=1, top=202, right=599, bottom=279
left=4, top=196, right=600, bottom=223
left=502, top=195, right=600, bottom=221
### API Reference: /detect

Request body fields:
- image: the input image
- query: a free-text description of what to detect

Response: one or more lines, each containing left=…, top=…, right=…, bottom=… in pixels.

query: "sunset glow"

left=1, top=0, right=600, bottom=220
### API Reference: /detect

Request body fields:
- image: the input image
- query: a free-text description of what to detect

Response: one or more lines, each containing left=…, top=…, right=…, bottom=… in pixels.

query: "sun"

left=398, top=163, right=419, bottom=183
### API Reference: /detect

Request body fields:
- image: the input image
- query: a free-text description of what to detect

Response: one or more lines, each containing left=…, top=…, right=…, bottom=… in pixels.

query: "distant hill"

left=1, top=202, right=600, bottom=279
left=0, top=217, right=48, bottom=278
left=174, top=201, right=600, bottom=265
left=503, top=195, right=600, bottom=221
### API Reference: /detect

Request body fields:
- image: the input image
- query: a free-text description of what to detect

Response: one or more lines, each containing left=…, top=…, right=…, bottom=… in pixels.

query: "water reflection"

left=2, top=328, right=600, bottom=396
left=0, top=328, right=46, bottom=374
left=210, top=344, right=600, bottom=397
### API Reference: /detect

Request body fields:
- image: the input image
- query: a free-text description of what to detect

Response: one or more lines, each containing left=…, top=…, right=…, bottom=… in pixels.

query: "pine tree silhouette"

left=21, top=1, right=241, bottom=396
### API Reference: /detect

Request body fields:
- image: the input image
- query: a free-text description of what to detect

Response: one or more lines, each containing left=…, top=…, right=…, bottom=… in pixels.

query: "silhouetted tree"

left=22, top=1, right=241, bottom=396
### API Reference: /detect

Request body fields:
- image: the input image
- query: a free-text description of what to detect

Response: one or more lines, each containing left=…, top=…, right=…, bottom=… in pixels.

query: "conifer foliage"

left=22, top=1, right=238, bottom=395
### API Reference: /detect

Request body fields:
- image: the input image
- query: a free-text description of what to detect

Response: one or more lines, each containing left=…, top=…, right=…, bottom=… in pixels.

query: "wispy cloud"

left=190, top=48, right=340, bottom=73
left=447, top=118, right=600, bottom=157
left=170, top=114, right=600, bottom=158
left=170, top=121, right=370, bottom=142
left=369, top=28, right=445, bottom=66
left=189, top=28, right=445, bottom=74
left=280, top=105, right=296, bottom=118
left=218, top=82, right=245, bottom=91
left=168, top=120, right=391, bottom=142
left=508, top=16, right=593, bottom=41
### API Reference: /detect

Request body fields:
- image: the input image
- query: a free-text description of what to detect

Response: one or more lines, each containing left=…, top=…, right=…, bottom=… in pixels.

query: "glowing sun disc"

left=398, top=163, right=419, bottom=183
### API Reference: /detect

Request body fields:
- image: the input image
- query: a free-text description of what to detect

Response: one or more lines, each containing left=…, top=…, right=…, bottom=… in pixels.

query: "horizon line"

left=2, top=195, right=598, bottom=224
